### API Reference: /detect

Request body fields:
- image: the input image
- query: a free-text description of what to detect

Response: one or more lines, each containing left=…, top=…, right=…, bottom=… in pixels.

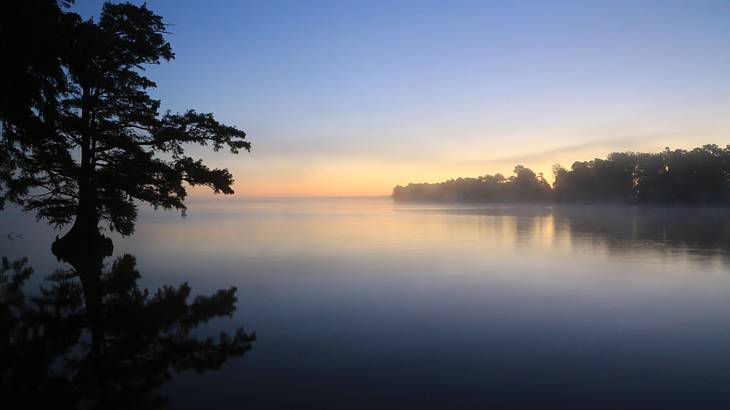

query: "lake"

left=3, top=197, right=730, bottom=409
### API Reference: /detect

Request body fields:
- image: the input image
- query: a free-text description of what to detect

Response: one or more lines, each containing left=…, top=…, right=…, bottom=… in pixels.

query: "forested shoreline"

left=392, top=144, right=730, bottom=205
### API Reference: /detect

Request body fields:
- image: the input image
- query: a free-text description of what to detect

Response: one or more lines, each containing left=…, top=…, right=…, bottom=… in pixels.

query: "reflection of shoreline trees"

left=393, top=145, right=730, bottom=205
left=0, top=253, right=255, bottom=410
left=397, top=205, right=730, bottom=256
left=552, top=206, right=730, bottom=254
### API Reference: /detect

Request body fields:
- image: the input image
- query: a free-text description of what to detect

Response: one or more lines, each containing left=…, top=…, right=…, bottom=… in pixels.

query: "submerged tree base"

left=51, top=225, right=113, bottom=268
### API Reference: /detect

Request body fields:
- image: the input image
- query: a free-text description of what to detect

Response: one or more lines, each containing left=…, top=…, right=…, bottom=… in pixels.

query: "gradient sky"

left=75, top=0, right=730, bottom=196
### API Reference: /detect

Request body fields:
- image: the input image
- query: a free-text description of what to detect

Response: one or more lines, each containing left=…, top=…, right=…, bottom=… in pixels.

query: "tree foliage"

left=1, top=1, right=249, bottom=236
left=392, top=165, right=552, bottom=203
left=553, top=145, right=730, bottom=204
left=393, top=145, right=730, bottom=205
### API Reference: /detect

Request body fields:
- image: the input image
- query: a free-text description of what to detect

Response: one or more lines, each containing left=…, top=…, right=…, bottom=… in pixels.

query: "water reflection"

left=0, top=233, right=255, bottom=409
left=397, top=204, right=730, bottom=260
left=4, top=199, right=730, bottom=408
left=553, top=206, right=730, bottom=255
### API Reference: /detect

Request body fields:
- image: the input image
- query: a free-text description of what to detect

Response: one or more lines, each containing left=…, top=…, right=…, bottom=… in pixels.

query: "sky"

left=75, top=0, right=730, bottom=197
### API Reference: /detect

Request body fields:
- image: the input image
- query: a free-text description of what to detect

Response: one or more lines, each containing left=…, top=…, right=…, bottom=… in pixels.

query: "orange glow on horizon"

left=186, top=138, right=727, bottom=198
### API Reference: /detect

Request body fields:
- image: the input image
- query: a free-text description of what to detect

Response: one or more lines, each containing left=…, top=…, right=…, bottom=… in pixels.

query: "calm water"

left=3, top=197, right=730, bottom=409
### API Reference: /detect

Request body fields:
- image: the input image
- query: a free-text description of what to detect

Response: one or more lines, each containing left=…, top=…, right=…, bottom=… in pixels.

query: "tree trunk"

left=50, top=85, right=112, bottom=356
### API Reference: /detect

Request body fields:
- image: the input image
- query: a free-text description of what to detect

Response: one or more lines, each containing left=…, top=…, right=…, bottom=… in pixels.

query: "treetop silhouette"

left=0, top=1, right=249, bottom=238
left=393, top=144, right=730, bottom=205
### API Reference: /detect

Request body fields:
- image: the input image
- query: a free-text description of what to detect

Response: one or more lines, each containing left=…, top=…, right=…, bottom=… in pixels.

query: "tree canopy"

left=393, top=144, right=730, bottom=205
left=392, top=165, right=552, bottom=203
left=553, top=145, right=730, bottom=204
left=1, top=1, right=249, bottom=237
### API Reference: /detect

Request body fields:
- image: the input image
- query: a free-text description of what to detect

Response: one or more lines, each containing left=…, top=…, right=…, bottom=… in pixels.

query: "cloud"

left=457, top=132, right=692, bottom=166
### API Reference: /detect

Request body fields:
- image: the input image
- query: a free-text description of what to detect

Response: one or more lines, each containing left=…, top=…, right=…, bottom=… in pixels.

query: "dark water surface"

left=3, top=197, right=730, bottom=409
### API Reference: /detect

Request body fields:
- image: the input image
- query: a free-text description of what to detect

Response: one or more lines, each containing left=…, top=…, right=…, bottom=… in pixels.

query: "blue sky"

left=75, top=0, right=730, bottom=196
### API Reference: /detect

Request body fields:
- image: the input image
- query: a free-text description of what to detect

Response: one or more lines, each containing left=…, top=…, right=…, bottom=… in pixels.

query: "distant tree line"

left=392, top=144, right=730, bottom=205
left=393, top=165, right=552, bottom=203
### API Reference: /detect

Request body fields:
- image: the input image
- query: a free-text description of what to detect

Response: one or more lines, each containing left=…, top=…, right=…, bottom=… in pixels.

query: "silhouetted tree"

left=509, top=165, right=551, bottom=201
left=0, top=1, right=249, bottom=247
left=551, top=145, right=730, bottom=205
left=0, top=0, right=72, bottom=156
left=394, top=144, right=730, bottom=205
left=392, top=165, right=551, bottom=203
left=2, top=5, right=256, bottom=407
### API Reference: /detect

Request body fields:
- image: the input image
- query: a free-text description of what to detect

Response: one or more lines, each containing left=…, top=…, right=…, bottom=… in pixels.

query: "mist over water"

left=3, top=197, right=730, bottom=409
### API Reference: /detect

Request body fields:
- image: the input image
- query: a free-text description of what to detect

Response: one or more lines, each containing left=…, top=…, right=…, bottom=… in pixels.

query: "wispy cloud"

left=457, top=132, right=693, bottom=166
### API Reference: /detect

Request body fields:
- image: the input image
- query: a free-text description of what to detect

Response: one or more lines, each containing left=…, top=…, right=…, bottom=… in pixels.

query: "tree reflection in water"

left=0, top=234, right=255, bottom=409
